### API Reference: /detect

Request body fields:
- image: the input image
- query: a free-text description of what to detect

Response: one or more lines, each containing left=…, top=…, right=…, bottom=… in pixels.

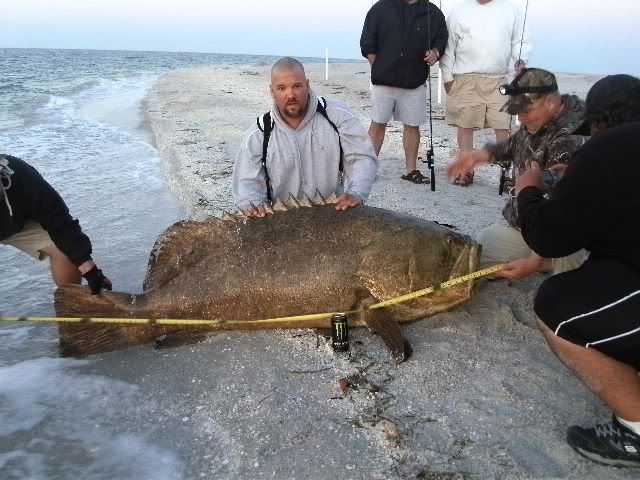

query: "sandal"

left=453, top=170, right=474, bottom=186
left=400, top=169, right=430, bottom=184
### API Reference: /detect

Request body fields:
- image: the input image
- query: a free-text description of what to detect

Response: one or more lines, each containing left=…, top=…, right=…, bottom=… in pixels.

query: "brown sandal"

left=400, top=169, right=430, bottom=184
left=453, top=170, right=474, bottom=186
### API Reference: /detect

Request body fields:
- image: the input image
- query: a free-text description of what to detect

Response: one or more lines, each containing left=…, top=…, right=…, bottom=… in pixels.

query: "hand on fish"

left=242, top=203, right=275, bottom=217
left=334, top=193, right=362, bottom=211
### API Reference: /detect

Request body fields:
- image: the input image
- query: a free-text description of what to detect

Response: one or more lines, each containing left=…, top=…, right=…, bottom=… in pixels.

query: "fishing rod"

left=500, top=0, right=530, bottom=196
left=517, top=0, right=530, bottom=64
left=422, top=0, right=436, bottom=191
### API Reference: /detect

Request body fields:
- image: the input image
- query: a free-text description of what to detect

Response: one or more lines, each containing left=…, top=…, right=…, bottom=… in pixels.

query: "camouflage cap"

left=500, top=68, right=559, bottom=115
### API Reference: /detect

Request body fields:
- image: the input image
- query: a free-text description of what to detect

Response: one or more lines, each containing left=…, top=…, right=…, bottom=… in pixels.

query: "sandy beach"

left=141, top=63, right=636, bottom=479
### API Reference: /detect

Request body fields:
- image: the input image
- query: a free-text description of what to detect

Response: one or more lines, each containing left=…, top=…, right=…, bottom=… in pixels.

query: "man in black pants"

left=514, top=75, right=640, bottom=467
left=1, top=154, right=112, bottom=295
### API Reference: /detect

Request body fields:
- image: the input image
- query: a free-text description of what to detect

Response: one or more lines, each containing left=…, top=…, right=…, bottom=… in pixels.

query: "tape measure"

left=0, top=264, right=504, bottom=326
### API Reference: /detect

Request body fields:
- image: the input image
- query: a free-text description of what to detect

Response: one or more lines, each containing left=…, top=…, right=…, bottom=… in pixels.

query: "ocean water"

left=0, top=48, right=317, bottom=317
left=0, top=48, right=332, bottom=479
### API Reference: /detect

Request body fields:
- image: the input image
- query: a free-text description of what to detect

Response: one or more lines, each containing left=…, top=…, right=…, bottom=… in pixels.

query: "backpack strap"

left=256, top=112, right=275, bottom=204
left=255, top=99, right=343, bottom=206
left=316, top=97, right=344, bottom=178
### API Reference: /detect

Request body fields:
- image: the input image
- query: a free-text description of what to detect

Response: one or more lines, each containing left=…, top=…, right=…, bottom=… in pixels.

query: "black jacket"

left=517, top=122, right=640, bottom=270
left=0, top=154, right=93, bottom=266
left=360, top=0, right=448, bottom=89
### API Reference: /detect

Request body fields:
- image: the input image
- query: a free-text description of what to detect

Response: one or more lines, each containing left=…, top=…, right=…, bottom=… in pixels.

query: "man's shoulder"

left=557, top=94, right=586, bottom=132
left=240, top=120, right=265, bottom=150
left=587, top=122, right=640, bottom=152
left=449, top=0, right=475, bottom=15
left=492, top=0, right=522, bottom=11
left=1, top=154, right=24, bottom=168
left=370, top=0, right=395, bottom=14
left=319, top=97, right=358, bottom=120
left=1, top=154, right=35, bottom=177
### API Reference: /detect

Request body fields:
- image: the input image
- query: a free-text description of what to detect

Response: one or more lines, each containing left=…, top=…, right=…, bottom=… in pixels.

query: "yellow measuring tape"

left=0, top=264, right=504, bottom=326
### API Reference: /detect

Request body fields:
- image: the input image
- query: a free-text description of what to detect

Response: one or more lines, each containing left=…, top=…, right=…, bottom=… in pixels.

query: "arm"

left=485, top=136, right=518, bottom=169
left=232, top=127, right=272, bottom=214
left=516, top=154, right=608, bottom=258
left=496, top=253, right=549, bottom=280
left=438, top=12, right=457, bottom=85
left=360, top=7, right=379, bottom=59
left=329, top=103, right=378, bottom=205
left=446, top=136, right=515, bottom=181
left=446, top=149, right=489, bottom=181
left=18, top=161, right=93, bottom=267
left=15, top=159, right=112, bottom=293
left=431, top=8, right=449, bottom=60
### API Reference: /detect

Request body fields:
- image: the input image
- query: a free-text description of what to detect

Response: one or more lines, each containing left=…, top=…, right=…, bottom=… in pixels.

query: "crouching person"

left=515, top=75, right=640, bottom=467
left=1, top=154, right=112, bottom=295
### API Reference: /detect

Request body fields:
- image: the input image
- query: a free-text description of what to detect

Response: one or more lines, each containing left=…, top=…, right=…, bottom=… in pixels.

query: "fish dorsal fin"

left=234, top=211, right=249, bottom=223
left=221, top=211, right=238, bottom=222
left=299, top=193, right=313, bottom=208
left=325, top=191, right=338, bottom=204
left=313, top=189, right=326, bottom=205
left=285, top=193, right=301, bottom=209
left=272, top=198, right=288, bottom=212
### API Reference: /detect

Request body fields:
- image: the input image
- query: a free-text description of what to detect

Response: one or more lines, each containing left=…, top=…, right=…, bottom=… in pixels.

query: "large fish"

left=55, top=194, right=480, bottom=361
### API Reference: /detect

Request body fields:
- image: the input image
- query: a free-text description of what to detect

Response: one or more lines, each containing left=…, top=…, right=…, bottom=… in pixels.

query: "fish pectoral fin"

left=363, top=308, right=412, bottom=364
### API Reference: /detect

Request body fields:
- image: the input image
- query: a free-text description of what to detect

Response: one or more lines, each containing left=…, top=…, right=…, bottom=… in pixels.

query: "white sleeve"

left=327, top=101, right=378, bottom=202
left=231, top=126, right=269, bottom=210
left=438, top=11, right=458, bottom=83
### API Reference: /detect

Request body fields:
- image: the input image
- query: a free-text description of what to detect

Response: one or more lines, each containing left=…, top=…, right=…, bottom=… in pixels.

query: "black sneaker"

left=567, top=416, right=640, bottom=468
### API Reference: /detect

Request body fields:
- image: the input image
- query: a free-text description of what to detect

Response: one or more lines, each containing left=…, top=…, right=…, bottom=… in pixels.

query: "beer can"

left=331, top=313, right=349, bottom=352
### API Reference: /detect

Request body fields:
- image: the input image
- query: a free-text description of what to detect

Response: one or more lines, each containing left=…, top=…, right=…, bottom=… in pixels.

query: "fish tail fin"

left=54, top=285, right=168, bottom=356
left=54, top=284, right=134, bottom=318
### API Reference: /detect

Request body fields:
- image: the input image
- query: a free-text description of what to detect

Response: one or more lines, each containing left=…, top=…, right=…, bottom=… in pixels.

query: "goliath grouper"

left=55, top=193, right=480, bottom=362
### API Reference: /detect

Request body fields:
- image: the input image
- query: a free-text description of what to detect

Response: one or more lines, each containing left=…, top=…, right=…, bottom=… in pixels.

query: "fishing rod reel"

left=420, top=146, right=436, bottom=192
left=422, top=0, right=436, bottom=192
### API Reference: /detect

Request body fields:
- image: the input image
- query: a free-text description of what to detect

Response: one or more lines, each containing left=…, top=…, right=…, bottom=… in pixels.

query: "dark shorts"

left=534, top=257, right=640, bottom=367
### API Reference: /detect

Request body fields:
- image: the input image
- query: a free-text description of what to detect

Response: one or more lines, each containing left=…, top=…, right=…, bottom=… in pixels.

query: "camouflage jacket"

left=485, top=94, right=587, bottom=228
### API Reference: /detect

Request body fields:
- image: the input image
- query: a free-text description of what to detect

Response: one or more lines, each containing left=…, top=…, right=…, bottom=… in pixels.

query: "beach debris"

left=339, top=377, right=351, bottom=393
left=54, top=192, right=479, bottom=360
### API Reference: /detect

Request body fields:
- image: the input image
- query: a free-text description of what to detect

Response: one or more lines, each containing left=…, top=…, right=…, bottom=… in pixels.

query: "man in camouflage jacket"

left=448, top=68, right=587, bottom=279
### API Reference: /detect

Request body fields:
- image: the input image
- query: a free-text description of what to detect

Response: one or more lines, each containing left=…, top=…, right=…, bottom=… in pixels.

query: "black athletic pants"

left=534, top=256, right=640, bottom=367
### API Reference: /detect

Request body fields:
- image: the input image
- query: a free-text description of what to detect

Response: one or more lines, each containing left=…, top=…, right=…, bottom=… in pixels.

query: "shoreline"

left=140, top=64, right=630, bottom=479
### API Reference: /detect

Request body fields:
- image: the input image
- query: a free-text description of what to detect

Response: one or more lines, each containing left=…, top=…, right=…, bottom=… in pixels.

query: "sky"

left=1, top=0, right=639, bottom=75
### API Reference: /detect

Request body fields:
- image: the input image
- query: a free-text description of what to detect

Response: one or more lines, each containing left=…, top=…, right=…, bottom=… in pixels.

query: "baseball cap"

left=573, top=74, right=640, bottom=135
left=500, top=68, right=559, bottom=115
